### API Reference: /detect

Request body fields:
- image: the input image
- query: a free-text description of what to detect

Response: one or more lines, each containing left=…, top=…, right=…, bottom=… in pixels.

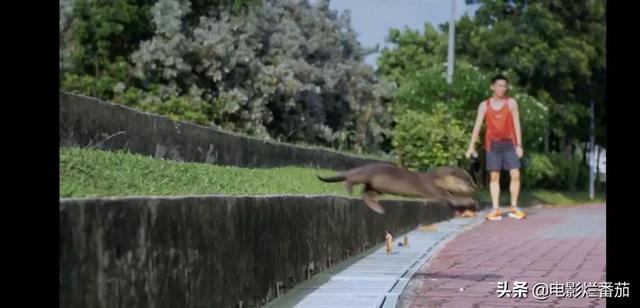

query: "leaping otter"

left=317, top=162, right=477, bottom=214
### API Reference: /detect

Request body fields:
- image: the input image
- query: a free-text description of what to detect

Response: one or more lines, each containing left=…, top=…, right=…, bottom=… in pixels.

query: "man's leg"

left=509, top=169, right=520, bottom=207
left=486, top=171, right=502, bottom=220
left=503, top=144, right=526, bottom=219
left=508, top=168, right=526, bottom=219
left=485, top=146, right=503, bottom=220
left=490, top=171, right=501, bottom=210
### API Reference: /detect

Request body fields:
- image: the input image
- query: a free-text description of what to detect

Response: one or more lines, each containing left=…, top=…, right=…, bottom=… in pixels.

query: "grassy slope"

left=60, top=148, right=605, bottom=206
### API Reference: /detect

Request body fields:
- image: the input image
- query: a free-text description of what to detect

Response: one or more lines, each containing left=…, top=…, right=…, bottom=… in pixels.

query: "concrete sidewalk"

left=402, top=204, right=606, bottom=308
left=265, top=213, right=490, bottom=308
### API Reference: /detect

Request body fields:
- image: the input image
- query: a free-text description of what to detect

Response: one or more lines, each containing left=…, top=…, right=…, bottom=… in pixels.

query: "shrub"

left=392, top=103, right=468, bottom=170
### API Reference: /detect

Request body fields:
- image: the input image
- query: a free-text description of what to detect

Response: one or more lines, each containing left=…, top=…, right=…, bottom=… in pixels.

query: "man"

left=465, top=75, right=526, bottom=220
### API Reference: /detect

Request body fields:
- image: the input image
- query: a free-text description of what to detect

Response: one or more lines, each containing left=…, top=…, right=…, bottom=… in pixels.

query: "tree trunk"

left=595, top=146, right=601, bottom=187
left=583, top=141, right=588, bottom=169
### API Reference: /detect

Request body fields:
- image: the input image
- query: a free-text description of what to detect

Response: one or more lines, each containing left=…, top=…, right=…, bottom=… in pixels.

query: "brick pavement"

left=405, top=204, right=606, bottom=308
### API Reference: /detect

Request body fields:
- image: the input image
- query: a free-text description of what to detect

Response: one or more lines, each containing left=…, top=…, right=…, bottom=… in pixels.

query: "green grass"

left=60, top=147, right=359, bottom=198
left=60, top=147, right=606, bottom=207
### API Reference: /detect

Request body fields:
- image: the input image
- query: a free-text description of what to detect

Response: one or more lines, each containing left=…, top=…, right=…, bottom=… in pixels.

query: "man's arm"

left=466, top=102, right=486, bottom=158
left=510, top=99, right=522, bottom=147
left=510, top=98, right=524, bottom=158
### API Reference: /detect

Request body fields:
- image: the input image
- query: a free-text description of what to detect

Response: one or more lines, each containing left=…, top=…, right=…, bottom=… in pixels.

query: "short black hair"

left=491, top=74, right=509, bottom=84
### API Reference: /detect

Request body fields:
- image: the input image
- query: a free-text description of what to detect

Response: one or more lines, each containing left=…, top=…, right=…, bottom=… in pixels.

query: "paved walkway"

left=265, top=215, right=488, bottom=308
left=403, top=204, right=606, bottom=308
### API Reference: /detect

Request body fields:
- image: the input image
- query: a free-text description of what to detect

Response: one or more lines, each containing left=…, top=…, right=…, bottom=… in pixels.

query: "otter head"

left=431, top=166, right=477, bottom=194
left=434, top=174, right=475, bottom=195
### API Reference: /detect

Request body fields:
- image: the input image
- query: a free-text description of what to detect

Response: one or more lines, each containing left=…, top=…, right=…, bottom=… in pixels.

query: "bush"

left=521, top=152, right=557, bottom=189
left=392, top=103, right=468, bottom=170
left=509, top=91, right=549, bottom=153
left=61, top=58, right=132, bottom=100
left=521, top=151, right=588, bottom=191
left=115, top=84, right=212, bottom=126
left=392, top=62, right=490, bottom=128
left=547, top=152, right=588, bottom=191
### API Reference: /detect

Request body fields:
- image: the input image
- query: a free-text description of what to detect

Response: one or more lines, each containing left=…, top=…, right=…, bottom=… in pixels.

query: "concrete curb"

left=60, top=194, right=459, bottom=308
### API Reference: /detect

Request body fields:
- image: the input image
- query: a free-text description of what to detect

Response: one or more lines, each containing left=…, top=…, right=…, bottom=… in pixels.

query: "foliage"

left=390, top=60, right=549, bottom=155
left=60, top=0, right=394, bottom=154
left=521, top=152, right=556, bottom=189
left=377, top=23, right=448, bottom=85
left=62, top=0, right=155, bottom=76
left=454, top=0, right=605, bottom=148
left=392, top=104, right=468, bottom=170
left=521, top=150, right=588, bottom=191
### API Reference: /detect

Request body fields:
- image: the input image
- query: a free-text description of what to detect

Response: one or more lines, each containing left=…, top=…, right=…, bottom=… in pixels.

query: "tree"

left=453, top=0, right=605, bottom=151
left=377, top=23, right=448, bottom=85
left=61, top=0, right=394, bottom=154
left=62, top=0, right=155, bottom=76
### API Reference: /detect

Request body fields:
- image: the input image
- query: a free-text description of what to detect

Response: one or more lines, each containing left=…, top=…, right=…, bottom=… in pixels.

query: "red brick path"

left=408, top=204, right=606, bottom=308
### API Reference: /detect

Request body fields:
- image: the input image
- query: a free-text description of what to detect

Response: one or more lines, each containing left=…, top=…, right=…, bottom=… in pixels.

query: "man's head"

left=490, top=74, right=509, bottom=98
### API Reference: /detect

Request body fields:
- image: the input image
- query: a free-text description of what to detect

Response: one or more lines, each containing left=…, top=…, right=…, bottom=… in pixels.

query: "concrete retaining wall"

left=59, top=91, right=388, bottom=170
left=59, top=195, right=457, bottom=308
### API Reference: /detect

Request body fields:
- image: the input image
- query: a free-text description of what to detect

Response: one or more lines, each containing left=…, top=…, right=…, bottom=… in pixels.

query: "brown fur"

left=317, top=162, right=477, bottom=214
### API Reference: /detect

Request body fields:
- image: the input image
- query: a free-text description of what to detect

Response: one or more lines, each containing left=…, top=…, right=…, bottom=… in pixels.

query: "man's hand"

left=467, top=102, right=486, bottom=160
left=516, top=146, right=524, bottom=158
left=465, top=147, right=477, bottom=159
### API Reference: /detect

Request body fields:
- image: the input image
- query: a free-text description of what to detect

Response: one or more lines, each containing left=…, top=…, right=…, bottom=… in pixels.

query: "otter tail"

left=316, top=174, right=346, bottom=182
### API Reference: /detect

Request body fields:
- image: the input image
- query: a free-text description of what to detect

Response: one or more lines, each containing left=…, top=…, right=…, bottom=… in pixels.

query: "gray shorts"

left=486, top=140, right=521, bottom=171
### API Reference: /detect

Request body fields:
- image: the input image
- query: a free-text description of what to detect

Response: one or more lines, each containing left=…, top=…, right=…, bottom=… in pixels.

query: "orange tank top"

left=484, top=97, right=517, bottom=151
